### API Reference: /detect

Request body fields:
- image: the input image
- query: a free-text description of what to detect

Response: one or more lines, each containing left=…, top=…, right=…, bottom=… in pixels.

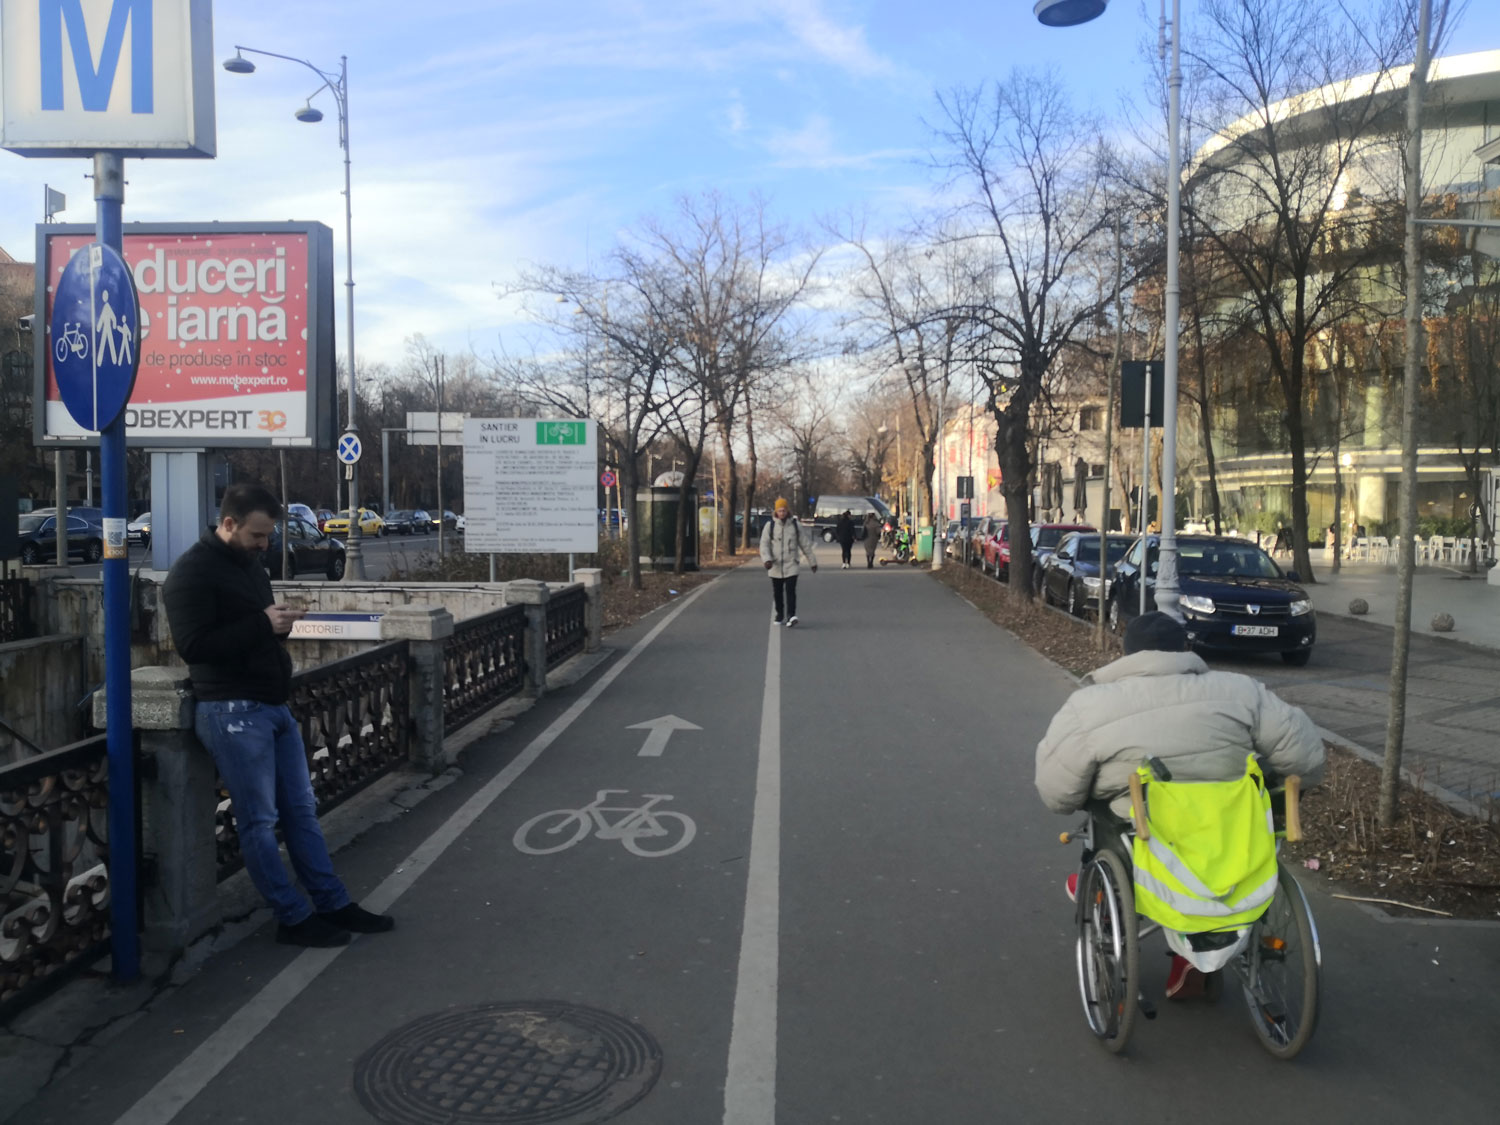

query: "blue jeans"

left=195, top=700, right=350, bottom=926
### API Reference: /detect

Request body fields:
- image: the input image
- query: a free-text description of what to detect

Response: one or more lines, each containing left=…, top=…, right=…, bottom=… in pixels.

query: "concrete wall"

left=0, top=635, right=86, bottom=761
left=29, top=575, right=577, bottom=677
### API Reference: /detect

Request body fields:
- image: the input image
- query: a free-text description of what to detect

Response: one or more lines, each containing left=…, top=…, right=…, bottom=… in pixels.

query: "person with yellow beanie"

left=759, top=497, right=817, bottom=626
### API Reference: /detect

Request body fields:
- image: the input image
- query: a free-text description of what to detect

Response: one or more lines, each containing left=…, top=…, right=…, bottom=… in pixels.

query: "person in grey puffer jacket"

left=1035, top=612, right=1325, bottom=817
left=1036, top=611, right=1324, bottom=999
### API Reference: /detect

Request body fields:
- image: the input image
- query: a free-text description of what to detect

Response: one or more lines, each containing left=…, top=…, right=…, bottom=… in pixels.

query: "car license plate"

left=1231, top=625, right=1279, bottom=637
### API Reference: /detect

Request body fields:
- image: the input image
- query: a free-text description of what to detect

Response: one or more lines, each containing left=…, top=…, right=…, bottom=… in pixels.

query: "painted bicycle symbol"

left=54, top=321, right=89, bottom=363
left=513, top=790, right=697, bottom=858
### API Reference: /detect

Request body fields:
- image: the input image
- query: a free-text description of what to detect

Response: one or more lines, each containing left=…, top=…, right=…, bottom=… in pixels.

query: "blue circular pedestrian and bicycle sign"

left=50, top=242, right=141, bottom=432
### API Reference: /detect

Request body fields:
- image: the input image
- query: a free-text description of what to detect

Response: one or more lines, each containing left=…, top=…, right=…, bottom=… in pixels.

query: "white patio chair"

left=1352, top=536, right=1371, bottom=562
left=1410, top=535, right=1426, bottom=564
left=1453, top=537, right=1472, bottom=567
left=1370, top=535, right=1390, bottom=564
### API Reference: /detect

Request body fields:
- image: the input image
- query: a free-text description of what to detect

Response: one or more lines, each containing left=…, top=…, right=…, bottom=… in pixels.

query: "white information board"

left=463, top=418, right=600, bottom=553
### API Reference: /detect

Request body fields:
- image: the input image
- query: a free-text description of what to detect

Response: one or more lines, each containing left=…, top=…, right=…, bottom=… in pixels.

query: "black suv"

left=1106, top=534, right=1316, bottom=665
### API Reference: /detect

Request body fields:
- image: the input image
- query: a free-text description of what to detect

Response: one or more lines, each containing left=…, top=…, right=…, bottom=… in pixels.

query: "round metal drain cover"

left=353, top=1001, right=662, bottom=1124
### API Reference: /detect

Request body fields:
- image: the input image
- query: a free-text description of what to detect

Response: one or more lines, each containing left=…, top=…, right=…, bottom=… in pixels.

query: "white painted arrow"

left=627, top=714, right=702, bottom=757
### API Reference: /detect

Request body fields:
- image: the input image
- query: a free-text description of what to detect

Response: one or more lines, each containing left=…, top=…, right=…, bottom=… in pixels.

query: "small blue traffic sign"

left=337, top=432, right=362, bottom=464
left=51, top=242, right=141, bottom=431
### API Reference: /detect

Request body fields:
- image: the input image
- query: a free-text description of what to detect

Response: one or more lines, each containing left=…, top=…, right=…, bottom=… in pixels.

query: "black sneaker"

left=318, top=902, right=396, bottom=933
left=277, top=914, right=352, bottom=947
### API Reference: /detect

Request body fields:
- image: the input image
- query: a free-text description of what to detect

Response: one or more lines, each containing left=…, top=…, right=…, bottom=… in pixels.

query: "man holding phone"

left=164, top=483, right=393, bottom=948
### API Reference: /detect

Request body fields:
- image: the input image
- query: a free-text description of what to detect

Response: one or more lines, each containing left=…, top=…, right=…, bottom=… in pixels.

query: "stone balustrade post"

left=505, top=578, right=551, bottom=698
left=382, top=605, right=455, bottom=770
left=94, top=666, right=220, bottom=952
left=574, top=568, right=603, bottom=653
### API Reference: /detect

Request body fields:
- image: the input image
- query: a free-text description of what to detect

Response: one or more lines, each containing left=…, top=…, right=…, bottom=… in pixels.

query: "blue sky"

left=4, top=1, right=1499, bottom=366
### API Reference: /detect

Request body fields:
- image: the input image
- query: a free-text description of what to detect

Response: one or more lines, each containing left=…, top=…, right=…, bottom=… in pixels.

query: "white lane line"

left=115, top=582, right=716, bottom=1125
left=723, top=619, right=781, bottom=1124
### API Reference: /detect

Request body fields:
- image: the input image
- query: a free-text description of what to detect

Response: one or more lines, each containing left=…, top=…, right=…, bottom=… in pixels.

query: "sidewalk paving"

left=1214, top=560, right=1500, bottom=811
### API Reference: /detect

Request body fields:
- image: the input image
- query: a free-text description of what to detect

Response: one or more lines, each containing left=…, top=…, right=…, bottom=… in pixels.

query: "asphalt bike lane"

left=148, top=571, right=770, bottom=1125
left=775, top=549, right=1499, bottom=1122
left=18, top=573, right=761, bottom=1125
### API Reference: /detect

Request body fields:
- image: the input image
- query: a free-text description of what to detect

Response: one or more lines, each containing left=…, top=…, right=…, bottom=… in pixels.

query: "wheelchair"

left=1062, top=772, right=1321, bottom=1059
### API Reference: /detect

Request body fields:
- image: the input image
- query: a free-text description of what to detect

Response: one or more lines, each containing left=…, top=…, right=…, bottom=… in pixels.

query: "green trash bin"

left=916, top=525, right=934, bottom=563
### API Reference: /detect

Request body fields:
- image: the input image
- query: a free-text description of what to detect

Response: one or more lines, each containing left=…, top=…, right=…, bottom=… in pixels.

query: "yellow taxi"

left=322, top=508, right=385, bottom=537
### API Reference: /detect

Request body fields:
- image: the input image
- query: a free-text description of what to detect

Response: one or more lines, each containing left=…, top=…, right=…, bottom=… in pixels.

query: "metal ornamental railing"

left=545, top=586, right=587, bottom=669
left=0, top=578, right=33, bottom=644
left=215, top=642, right=411, bottom=879
left=0, top=734, right=114, bottom=1018
left=442, top=605, right=527, bottom=735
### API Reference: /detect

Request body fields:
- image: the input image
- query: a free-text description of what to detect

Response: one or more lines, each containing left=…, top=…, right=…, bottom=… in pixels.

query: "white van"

left=809, top=495, right=894, bottom=542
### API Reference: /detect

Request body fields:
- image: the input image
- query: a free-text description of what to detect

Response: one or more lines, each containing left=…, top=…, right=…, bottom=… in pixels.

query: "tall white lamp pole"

left=224, top=47, right=365, bottom=579
left=1037, top=0, right=1182, bottom=620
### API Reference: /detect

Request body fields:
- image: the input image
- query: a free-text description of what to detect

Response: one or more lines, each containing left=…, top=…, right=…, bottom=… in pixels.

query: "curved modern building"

left=1185, top=49, right=1500, bottom=549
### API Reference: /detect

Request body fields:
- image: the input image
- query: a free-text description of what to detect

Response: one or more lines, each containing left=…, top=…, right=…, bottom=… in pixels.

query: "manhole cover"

left=353, top=1001, right=662, bottom=1124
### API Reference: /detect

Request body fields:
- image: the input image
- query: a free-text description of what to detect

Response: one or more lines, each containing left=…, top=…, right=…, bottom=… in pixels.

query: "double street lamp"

left=1036, top=0, right=1184, bottom=621
left=223, top=47, right=366, bottom=579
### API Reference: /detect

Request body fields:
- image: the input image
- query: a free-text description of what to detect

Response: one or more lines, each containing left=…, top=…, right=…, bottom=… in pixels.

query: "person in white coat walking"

left=759, top=497, right=817, bottom=625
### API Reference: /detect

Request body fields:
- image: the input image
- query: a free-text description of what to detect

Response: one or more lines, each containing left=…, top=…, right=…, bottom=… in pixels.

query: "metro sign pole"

left=3, top=0, right=218, bottom=983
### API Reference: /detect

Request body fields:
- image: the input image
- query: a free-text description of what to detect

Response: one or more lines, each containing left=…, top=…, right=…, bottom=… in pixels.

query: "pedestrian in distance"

left=835, top=509, right=856, bottom=569
left=1271, top=522, right=1292, bottom=557
left=862, top=511, right=881, bottom=568
left=163, top=483, right=395, bottom=948
left=759, top=496, right=816, bottom=626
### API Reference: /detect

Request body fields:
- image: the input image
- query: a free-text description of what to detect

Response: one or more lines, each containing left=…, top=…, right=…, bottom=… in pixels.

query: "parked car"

left=17, top=513, right=104, bottom=564
left=384, top=509, right=432, bottom=535
left=1106, top=534, right=1316, bottom=665
left=127, top=511, right=152, bottom=548
left=263, top=517, right=347, bottom=580
left=974, top=516, right=1007, bottom=572
left=455, top=513, right=466, bottom=534
left=286, top=503, right=318, bottom=527
left=431, top=509, right=460, bottom=529
left=808, top=495, right=895, bottom=542
left=1027, top=522, right=1095, bottom=592
left=1039, top=531, right=1133, bottom=616
left=322, top=508, right=384, bottom=537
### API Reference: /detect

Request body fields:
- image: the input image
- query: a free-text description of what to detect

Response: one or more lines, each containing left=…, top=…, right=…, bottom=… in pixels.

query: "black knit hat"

left=1123, top=611, right=1188, bottom=655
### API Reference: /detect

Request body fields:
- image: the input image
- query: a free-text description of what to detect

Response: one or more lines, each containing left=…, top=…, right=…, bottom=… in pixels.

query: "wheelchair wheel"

left=1075, top=849, right=1139, bottom=1053
left=1242, top=864, right=1321, bottom=1059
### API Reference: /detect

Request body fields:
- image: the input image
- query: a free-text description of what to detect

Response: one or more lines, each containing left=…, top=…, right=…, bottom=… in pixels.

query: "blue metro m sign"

left=40, top=0, right=153, bottom=114
left=0, top=0, right=215, bottom=158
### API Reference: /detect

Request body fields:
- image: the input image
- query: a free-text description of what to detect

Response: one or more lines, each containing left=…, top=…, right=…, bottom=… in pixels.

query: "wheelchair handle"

left=1128, top=773, right=1150, bottom=841
left=1285, top=775, right=1303, bottom=843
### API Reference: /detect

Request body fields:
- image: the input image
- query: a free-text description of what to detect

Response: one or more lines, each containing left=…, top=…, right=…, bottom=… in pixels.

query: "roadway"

left=15, top=541, right=1498, bottom=1124
left=60, top=531, right=456, bottom=581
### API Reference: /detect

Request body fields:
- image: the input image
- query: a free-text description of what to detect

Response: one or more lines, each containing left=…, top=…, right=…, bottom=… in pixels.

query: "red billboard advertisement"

left=34, top=222, right=336, bottom=449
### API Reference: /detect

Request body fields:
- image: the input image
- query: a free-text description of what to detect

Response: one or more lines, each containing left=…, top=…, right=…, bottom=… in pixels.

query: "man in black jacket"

left=164, top=483, right=393, bottom=948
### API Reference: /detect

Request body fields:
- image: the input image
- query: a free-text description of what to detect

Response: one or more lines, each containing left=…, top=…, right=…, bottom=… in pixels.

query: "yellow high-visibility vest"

left=1131, top=755, right=1278, bottom=934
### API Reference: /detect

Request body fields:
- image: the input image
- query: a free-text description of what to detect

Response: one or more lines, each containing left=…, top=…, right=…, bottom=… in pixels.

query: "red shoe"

left=1065, top=873, right=1078, bottom=903
left=1165, top=954, right=1206, bottom=1000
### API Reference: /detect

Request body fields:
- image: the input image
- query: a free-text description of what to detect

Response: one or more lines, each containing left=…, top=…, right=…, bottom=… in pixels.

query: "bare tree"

left=929, top=69, right=1114, bottom=595
left=631, top=193, right=817, bottom=555
left=1182, top=0, right=1421, bottom=581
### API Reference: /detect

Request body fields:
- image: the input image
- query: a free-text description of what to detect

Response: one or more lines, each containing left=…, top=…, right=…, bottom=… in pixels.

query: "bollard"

left=382, top=605, right=456, bottom=770
left=95, top=666, right=221, bottom=952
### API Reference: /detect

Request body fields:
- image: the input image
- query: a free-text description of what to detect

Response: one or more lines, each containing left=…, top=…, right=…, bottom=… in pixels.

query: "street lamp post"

left=224, top=47, right=365, bottom=579
left=1038, top=0, right=1183, bottom=621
